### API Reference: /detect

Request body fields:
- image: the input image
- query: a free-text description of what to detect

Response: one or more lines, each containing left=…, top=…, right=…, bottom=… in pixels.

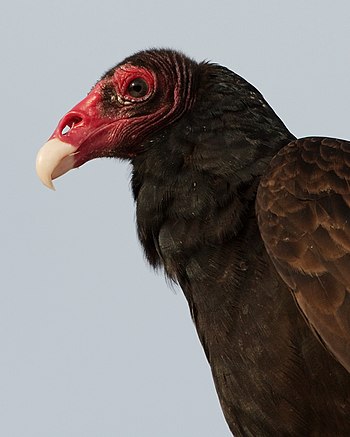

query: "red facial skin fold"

left=49, top=82, right=119, bottom=167
left=48, top=65, right=157, bottom=168
left=114, top=65, right=155, bottom=102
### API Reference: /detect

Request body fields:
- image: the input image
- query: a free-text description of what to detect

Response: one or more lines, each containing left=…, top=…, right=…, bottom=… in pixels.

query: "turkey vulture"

left=36, top=49, right=350, bottom=436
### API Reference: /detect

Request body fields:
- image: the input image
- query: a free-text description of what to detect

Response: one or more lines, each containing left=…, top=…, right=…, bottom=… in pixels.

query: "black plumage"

left=37, top=49, right=350, bottom=436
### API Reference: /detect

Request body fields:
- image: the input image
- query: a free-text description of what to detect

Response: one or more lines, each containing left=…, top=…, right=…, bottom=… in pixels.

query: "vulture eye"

left=127, top=78, right=149, bottom=98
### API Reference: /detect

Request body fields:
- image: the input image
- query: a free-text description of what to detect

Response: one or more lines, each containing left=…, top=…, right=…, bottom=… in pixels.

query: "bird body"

left=134, top=147, right=350, bottom=435
left=36, top=49, right=350, bottom=436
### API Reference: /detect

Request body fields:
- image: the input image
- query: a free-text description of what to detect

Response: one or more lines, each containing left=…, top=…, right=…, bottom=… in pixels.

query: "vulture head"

left=36, top=50, right=198, bottom=188
left=36, top=49, right=289, bottom=190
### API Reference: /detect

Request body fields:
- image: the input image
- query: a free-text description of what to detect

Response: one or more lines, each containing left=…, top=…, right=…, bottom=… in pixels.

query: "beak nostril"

left=60, top=116, right=83, bottom=135
left=62, top=125, right=71, bottom=135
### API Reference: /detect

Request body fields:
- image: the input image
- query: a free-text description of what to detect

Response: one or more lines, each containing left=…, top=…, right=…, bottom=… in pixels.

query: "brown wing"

left=256, top=137, right=350, bottom=372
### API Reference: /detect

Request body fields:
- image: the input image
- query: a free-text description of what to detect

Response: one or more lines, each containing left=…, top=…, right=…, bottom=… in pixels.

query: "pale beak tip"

left=36, top=153, right=55, bottom=190
left=44, top=179, right=56, bottom=191
left=36, top=138, right=77, bottom=190
left=37, top=174, right=56, bottom=190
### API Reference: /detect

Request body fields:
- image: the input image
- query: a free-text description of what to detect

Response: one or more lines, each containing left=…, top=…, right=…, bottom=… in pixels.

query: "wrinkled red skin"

left=49, top=65, right=158, bottom=167
left=114, top=65, right=155, bottom=101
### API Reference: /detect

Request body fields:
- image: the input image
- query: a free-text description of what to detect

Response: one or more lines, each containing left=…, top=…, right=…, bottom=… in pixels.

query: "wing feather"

left=256, top=137, right=350, bottom=371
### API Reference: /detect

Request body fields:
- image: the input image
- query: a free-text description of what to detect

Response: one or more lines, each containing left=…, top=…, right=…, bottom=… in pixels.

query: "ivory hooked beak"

left=36, top=139, right=78, bottom=190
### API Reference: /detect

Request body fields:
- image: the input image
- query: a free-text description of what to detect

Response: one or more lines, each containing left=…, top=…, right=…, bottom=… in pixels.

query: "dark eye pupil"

left=128, top=78, right=148, bottom=98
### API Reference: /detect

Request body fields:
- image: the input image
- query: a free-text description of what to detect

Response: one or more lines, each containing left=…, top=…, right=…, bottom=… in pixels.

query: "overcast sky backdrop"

left=2, top=1, right=350, bottom=436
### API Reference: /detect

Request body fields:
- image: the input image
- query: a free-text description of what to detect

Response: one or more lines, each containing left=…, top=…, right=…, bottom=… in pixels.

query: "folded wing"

left=256, top=137, right=350, bottom=371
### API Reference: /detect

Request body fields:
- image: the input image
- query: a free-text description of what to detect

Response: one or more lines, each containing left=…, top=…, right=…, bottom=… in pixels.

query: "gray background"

left=2, top=1, right=350, bottom=436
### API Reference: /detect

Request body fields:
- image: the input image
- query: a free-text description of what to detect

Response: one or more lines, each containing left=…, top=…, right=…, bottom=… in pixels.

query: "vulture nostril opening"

left=61, top=116, right=83, bottom=135
left=62, top=125, right=71, bottom=135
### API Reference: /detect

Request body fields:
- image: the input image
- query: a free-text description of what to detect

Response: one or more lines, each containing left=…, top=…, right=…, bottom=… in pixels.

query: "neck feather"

left=131, top=62, right=295, bottom=277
